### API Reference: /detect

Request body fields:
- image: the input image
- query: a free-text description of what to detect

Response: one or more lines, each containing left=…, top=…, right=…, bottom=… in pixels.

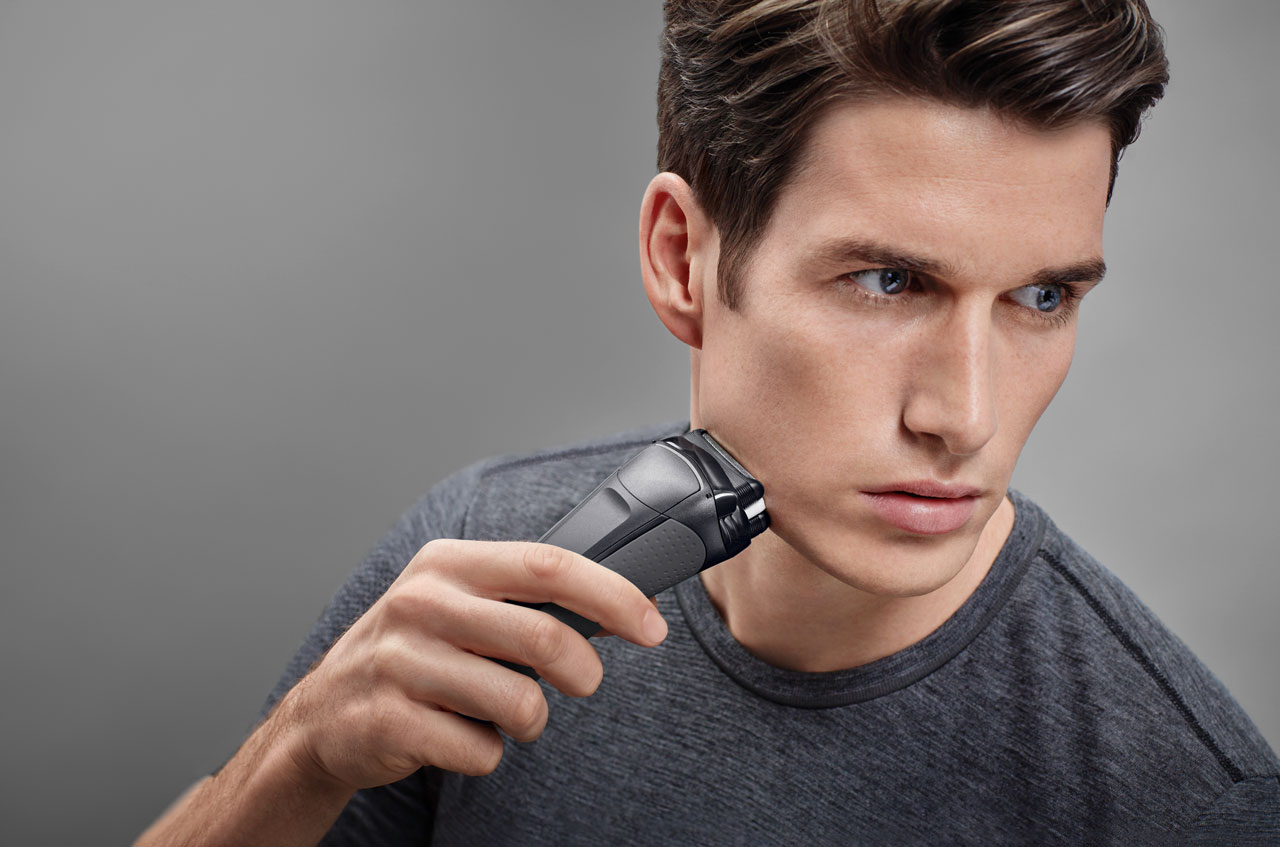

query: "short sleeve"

left=253, top=458, right=488, bottom=723
left=220, top=458, right=490, bottom=845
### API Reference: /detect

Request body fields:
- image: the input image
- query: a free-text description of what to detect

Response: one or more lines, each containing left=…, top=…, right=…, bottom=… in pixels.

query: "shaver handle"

left=495, top=516, right=707, bottom=680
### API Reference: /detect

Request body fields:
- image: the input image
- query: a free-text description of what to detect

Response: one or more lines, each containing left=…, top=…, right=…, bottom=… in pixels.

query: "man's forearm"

left=135, top=697, right=354, bottom=847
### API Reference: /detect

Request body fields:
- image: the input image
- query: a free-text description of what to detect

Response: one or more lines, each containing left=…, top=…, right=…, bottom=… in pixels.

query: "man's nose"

left=901, top=304, right=999, bottom=457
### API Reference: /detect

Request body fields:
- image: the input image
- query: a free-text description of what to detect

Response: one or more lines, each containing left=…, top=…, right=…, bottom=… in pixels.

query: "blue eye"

left=848, top=268, right=911, bottom=295
left=1010, top=284, right=1065, bottom=312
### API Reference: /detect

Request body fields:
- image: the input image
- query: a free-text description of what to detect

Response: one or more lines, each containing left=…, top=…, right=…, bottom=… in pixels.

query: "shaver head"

left=659, top=428, right=769, bottom=557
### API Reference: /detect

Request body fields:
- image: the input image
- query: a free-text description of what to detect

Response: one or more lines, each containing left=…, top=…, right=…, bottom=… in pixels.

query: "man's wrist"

left=136, top=692, right=355, bottom=847
left=268, top=710, right=356, bottom=805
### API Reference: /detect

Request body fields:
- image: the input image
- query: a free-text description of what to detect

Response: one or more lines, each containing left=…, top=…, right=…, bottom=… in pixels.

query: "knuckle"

left=467, top=733, right=505, bottom=776
left=522, top=543, right=567, bottom=583
left=421, top=537, right=459, bottom=559
left=573, top=660, right=606, bottom=701
left=603, top=578, right=644, bottom=636
left=368, top=644, right=394, bottom=681
left=381, top=588, right=426, bottom=624
left=611, top=579, right=641, bottom=618
left=504, top=678, right=547, bottom=740
left=416, top=582, right=455, bottom=618
left=414, top=538, right=462, bottom=575
left=521, top=615, right=568, bottom=668
left=354, top=698, right=404, bottom=751
left=367, top=634, right=409, bottom=682
left=373, top=699, right=405, bottom=735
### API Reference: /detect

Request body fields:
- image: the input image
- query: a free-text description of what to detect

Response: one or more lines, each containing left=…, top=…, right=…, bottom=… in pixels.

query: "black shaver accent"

left=492, top=428, right=768, bottom=683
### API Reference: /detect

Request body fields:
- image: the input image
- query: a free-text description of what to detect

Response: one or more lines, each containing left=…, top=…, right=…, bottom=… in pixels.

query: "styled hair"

left=657, top=0, right=1170, bottom=310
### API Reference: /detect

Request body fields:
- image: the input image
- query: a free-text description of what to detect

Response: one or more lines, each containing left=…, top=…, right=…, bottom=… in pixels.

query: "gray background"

left=0, top=1, right=1274, bottom=844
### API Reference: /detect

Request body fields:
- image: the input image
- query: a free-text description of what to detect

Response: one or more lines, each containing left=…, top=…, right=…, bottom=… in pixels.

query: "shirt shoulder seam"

left=461, top=436, right=663, bottom=538
left=1037, top=547, right=1246, bottom=783
left=476, top=437, right=663, bottom=481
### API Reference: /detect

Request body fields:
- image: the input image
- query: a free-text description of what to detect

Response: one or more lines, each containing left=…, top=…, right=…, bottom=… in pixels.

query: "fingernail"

left=642, top=608, right=668, bottom=645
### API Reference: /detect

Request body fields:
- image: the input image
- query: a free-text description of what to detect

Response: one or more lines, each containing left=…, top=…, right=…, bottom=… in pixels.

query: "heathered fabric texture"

left=254, top=420, right=1280, bottom=845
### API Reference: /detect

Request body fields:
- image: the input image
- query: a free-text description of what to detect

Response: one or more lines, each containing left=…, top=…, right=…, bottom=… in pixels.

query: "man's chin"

left=783, top=517, right=989, bottom=599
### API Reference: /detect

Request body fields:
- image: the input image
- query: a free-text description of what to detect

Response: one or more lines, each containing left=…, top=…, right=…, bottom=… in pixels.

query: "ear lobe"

left=639, top=172, right=712, bottom=350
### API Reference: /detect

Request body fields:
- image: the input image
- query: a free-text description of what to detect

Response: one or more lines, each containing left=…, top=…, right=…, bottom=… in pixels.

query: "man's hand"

left=275, top=538, right=667, bottom=787
left=135, top=539, right=667, bottom=846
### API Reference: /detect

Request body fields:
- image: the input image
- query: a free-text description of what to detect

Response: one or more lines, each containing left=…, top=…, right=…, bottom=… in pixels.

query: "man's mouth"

left=860, top=481, right=982, bottom=534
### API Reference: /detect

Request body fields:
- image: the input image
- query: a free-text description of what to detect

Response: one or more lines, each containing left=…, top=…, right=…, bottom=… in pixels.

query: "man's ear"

left=639, top=172, right=716, bottom=350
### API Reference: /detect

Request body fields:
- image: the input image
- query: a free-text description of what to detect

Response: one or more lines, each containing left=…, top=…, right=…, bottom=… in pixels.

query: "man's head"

left=656, top=0, right=1168, bottom=312
left=640, top=0, right=1168, bottom=598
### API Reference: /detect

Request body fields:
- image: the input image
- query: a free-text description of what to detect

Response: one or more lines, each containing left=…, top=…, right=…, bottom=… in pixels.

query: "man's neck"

left=699, top=495, right=1016, bottom=673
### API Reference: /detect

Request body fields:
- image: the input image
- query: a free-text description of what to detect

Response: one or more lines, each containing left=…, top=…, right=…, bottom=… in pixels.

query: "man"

left=138, top=1, right=1280, bottom=844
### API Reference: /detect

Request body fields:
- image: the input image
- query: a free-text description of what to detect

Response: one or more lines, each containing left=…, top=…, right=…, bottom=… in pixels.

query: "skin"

left=640, top=97, right=1112, bottom=672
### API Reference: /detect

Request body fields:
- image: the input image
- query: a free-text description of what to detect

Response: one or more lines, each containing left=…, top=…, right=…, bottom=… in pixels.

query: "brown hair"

left=657, top=0, right=1170, bottom=310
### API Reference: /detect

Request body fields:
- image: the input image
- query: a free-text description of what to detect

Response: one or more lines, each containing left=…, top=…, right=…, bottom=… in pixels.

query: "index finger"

left=592, top=596, right=662, bottom=639
left=435, top=539, right=662, bottom=648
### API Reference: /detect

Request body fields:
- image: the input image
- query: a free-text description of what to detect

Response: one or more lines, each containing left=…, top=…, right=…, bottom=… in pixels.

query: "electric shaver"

left=496, top=428, right=769, bottom=681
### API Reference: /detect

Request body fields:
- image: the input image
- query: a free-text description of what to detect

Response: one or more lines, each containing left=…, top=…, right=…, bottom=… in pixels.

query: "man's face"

left=691, top=98, right=1111, bottom=596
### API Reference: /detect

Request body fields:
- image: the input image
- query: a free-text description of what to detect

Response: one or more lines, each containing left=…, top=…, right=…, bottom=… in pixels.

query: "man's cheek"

left=700, top=328, right=805, bottom=431
left=748, top=321, right=848, bottom=408
left=999, top=341, right=1075, bottom=442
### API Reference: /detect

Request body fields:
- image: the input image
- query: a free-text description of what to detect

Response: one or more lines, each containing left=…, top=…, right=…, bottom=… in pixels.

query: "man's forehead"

left=789, top=97, right=1113, bottom=202
left=764, top=97, right=1111, bottom=270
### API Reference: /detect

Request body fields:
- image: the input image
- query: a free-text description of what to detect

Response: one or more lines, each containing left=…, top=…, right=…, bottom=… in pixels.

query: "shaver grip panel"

left=496, top=518, right=706, bottom=673
left=477, top=430, right=765, bottom=696
left=492, top=459, right=707, bottom=679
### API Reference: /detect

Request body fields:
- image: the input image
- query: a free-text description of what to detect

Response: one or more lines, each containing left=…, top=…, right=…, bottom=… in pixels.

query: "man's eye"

left=847, top=268, right=912, bottom=295
left=1009, top=283, right=1066, bottom=313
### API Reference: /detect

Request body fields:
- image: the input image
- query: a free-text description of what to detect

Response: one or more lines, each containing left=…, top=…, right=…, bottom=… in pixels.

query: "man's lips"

left=862, top=481, right=983, bottom=499
left=860, top=481, right=983, bottom=535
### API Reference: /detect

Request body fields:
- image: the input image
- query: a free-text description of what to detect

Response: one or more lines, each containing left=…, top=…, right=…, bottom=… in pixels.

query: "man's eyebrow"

left=808, top=237, right=957, bottom=278
left=806, top=236, right=1107, bottom=288
left=1031, top=257, right=1107, bottom=288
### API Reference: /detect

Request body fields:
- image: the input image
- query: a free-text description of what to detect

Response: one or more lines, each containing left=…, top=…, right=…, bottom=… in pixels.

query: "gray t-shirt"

left=253, top=420, right=1280, bottom=845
